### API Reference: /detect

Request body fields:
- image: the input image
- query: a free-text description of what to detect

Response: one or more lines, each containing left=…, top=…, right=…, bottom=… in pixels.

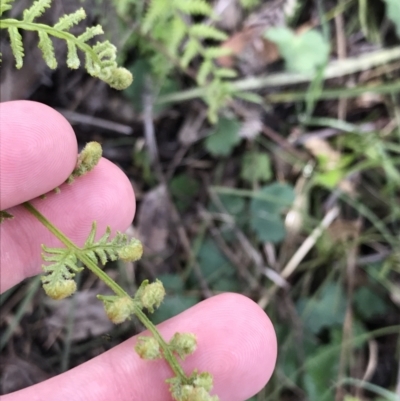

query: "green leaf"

left=241, top=151, right=272, bottom=184
left=212, top=194, right=246, bottom=216
left=249, top=183, right=295, bottom=243
left=197, top=59, right=213, bottom=86
left=66, top=42, right=80, bottom=69
left=250, top=213, right=286, bottom=243
left=297, top=283, right=347, bottom=334
left=354, top=287, right=389, bottom=320
left=23, top=0, right=51, bottom=23
left=181, top=38, right=199, bottom=68
left=383, top=0, right=400, bottom=38
left=203, top=46, right=232, bottom=59
left=190, top=24, right=227, bottom=41
left=265, top=27, right=330, bottom=73
left=54, top=8, right=86, bottom=31
left=77, top=25, right=104, bottom=43
left=0, top=0, right=14, bottom=17
left=8, top=26, right=24, bottom=68
left=38, top=31, right=57, bottom=69
left=196, top=237, right=237, bottom=290
left=214, top=67, right=238, bottom=78
left=174, top=0, right=212, bottom=15
left=205, top=116, right=241, bottom=156
left=303, top=330, right=342, bottom=401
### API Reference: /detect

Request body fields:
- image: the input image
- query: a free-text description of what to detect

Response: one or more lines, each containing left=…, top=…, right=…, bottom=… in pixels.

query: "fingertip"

left=181, top=293, right=278, bottom=401
left=0, top=100, right=78, bottom=209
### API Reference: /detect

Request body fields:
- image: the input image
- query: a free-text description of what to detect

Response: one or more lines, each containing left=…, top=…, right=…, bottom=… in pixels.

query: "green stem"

left=23, top=201, right=189, bottom=382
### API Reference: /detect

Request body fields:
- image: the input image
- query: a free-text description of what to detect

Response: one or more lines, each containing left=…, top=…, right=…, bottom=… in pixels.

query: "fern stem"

left=134, top=306, right=189, bottom=380
left=23, top=201, right=189, bottom=382
left=0, top=19, right=101, bottom=65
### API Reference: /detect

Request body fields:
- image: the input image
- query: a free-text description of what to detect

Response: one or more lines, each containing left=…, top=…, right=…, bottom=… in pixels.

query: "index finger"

left=0, top=100, right=78, bottom=210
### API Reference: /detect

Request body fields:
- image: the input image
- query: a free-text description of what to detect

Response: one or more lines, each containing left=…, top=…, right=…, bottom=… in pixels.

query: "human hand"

left=0, top=100, right=277, bottom=401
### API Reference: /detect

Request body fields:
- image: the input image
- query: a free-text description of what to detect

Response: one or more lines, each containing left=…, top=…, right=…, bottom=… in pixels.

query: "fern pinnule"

left=8, top=26, right=24, bottom=68
left=203, top=46, right=232, bottom=60
left=82, top=222, right=143, bottom=265
left=77, top=25, right=104, bottom=43
left=181, top=38, right=199, bottom=68
left=23, top=0, right=51, bottom=23
left=174, top=0, right=213, bottom=16
left=41, top=246, right=82, bottom=300
left=54, top=8, right=86, bottom=31
left=66, top=41, right=79, bottom=69
left=167, top=17, right=187, bottom=55
left=38, top=31, right=57, bottom=69
left=0, top=0, right=15, bottom=17
left=197, top=59, right=213, bottom=85
left=189, top=24, right=228, bottom=41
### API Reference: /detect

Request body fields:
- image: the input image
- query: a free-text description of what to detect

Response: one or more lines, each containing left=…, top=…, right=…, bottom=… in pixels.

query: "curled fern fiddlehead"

left=0, top=0, right=132, bottom=89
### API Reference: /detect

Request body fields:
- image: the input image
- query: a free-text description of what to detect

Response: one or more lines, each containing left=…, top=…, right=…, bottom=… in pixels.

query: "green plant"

left=116, top=0, right=242, bottom=122
left=0, top=1, right=218, bottom=400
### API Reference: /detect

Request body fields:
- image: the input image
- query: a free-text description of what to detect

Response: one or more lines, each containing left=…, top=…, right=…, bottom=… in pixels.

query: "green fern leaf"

left=142, top=0, right=170, bottom=33
left=23, top=0, right=51, bottom=23
left=41, top=245, right=82, bottom=299
left=214, top=67, right=237, bottom=78
left=189, top=24, right=227, bottom=41
left=197, top=59, right=212, bottom=85
left=38, top=31, right=57, bottom=69
left=42, top=246, right=81, bottom=274
left=167, top=17, right=187, bottom=55
left=181, top=38, right=199, bottom=68
left=66, top=41, right=80, bottom=69
left=77, top=25, right=104, bottom=43
left=54, top=8, right=86, bottom=31
left=203, top=46, right=232, bottom=59
left=174, top=0, right=212, bottom=15
left=82, top=222, right=142, bottom=265
left=8, top=26, right=24, bottom=68
left=0, top=0, right=15, bottom=17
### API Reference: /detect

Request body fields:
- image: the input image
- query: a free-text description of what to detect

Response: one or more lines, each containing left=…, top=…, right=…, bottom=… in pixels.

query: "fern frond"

left=82, top=222, right=143, bottom=264
left=0, top=0, right=15, bottom=17
left=8, top=26, right=24, bottom=68
left=1, top=2, right=131, bottom=89
left=23, top=0, right=51, bottom=23
left=41, top=245, right=82, bottom=300
left=181, top=38, right=199, bottom=68
left=77, top=25, right=104, bottom=43
left=54, top=8, right=86, bottom=31
left=174, top=0, right=212, bottom=15
left=189, top=24, right=227, bottom=41
left=38, top=30, right=57, bottom=69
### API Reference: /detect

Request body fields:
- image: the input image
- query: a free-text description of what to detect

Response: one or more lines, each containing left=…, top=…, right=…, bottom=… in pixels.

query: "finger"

left=2, top=293, right=277, bottom=401
left=0, top=100, right=78, bottom=209
left=0, top=158, right=136, bottom=292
